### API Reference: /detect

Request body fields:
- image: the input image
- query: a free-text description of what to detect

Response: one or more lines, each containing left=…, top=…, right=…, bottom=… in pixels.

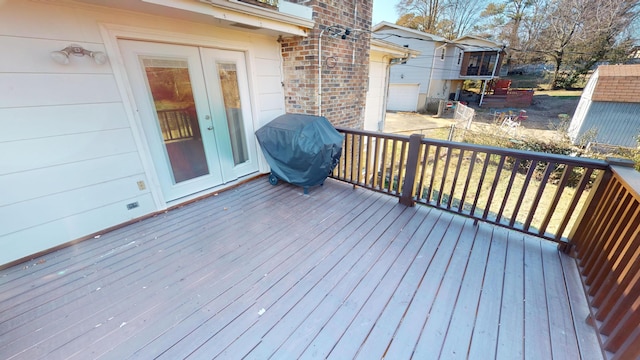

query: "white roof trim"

left=372, top=21, right=448, bottom=43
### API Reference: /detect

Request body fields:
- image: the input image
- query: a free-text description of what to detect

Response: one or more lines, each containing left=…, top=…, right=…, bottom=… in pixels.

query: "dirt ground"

left=384, top=90, right=581, bottom=143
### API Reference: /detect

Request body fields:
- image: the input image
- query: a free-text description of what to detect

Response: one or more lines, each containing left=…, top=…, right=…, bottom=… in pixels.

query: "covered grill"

left=255, top=114, right=343, bottom=194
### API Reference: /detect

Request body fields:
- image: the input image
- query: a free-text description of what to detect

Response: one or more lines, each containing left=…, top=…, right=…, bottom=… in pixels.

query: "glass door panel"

left=201, top=48, right=259, bottom=182
left=141, top=58, right=210, bottom=183
left=217, top=63, right=249, bottom=166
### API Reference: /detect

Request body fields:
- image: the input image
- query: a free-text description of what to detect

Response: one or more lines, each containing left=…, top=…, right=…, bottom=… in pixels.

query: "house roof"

left=372, top=21, right=448, bottom=43
left=592, top=64, right=640, bottom=103
left=370, top=38, right=421, bottom=58
left=453, top=35, right=503, bottom=52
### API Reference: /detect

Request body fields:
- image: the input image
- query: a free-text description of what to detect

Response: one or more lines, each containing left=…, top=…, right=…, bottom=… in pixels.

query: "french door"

left=119, top=40, right=258, bottom=201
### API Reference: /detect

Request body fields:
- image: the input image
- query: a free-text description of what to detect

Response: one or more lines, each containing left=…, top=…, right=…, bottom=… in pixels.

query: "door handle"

left=207, top=126, right=213, bottom=131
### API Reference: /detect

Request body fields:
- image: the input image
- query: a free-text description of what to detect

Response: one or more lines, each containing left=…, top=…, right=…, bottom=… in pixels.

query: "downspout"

left=352, top=3, right=357, bottom=64
left=479, top=51, right=501, bottom=107
left=318, top=28, right=325, bottom=116
left=380, top=55, right=391, bottom=131
left=426, top=42, right=448, bottom=108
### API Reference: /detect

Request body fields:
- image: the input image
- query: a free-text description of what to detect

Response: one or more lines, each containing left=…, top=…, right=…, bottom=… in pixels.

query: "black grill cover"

left=255, top=114, right=343, bottom=187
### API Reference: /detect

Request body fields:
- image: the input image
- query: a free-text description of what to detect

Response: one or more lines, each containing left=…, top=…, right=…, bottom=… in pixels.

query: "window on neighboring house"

left=440, top=48, right=446, bottom=60
left=457, top=51, right=462, bottom=65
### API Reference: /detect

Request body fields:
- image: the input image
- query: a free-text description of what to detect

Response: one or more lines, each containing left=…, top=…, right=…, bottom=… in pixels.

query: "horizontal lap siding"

left=0, top=1, right=285, bottom=266
left=0, top=19, right=151, bottom=265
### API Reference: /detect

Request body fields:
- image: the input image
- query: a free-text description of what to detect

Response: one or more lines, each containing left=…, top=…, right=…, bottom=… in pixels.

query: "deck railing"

left=330, top=128, right=640, bottom=360
left=570, top=160, right=640, bottom=360
left=331, top=127, right=609, bottom=244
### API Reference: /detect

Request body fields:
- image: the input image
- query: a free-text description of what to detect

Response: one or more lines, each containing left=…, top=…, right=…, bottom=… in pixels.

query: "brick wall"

left=280, top=0, right=372, bottom=128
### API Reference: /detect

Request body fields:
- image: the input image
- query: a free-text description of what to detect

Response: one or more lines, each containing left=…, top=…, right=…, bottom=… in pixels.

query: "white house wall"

left=365, top=51, right=389, bottom=131
left=378, top=29, right=436, bottom=95
left=0, top=0, right=286, bottom=266
left=568, top=70, right=598, bottom=142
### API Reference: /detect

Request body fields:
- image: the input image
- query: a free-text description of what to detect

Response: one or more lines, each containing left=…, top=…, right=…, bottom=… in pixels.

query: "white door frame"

left=99, top=23, right=262, bottom=209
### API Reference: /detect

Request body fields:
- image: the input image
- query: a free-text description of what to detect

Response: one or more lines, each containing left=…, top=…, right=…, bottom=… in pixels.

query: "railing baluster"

left=471, top=153, right=491, bottom=217
left=459, top=151, right=477, bottom=214
left=372, top=137, right=380, bottom=189
left=388, top=140, right=398, bottom=193
left=510, top=160, right=537, bottom=228
left=397, top=140, right=408, bottom=196
left=437, top=147, right=453, bottom=207
left=379, top=138, right=388, bottom=192
left=539, top=165, right=575, bottom=236
left=496, top=157, right=521, bottom=224
left=350, top=133, right=357, bottom=182
left=364, top=135, right=372, bottom=187
left=448, top=148, right=464, bottom=210
left=482, top=155, right=506, bottom=221
left=416, top=144, right=429, bottom=202
left=357, top=134, right=365, bottom=185
left=555, top=168, right=594, bottom=241
left=523, top=162, right=555, bottom=231
left=427, top=146, right=441, bottom=204
left=400, top=134, right=423, bottom=206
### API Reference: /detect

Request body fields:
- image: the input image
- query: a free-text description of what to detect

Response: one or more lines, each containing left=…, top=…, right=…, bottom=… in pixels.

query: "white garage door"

left=387, top=83, right=420, bottom=112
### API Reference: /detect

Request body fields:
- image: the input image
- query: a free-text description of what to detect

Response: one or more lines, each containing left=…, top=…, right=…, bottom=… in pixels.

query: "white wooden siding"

left=0, top=74, right=121, bottom=108
left=0, top=193, right=156, bottom=265
left=0, top=153, right=143, bottom=207
left=0, top=103, right=129, bottom=142
left=364, top=52, right=388, bottom=131
left=378, top=29, right=436, bottom=95
left=0, top=0, right=286, bottom=266
left=0, top=129, right=138, bottom=174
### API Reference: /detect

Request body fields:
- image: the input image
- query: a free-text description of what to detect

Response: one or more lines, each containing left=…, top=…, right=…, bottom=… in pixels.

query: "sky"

left=372, top=0, right=400, bottom=26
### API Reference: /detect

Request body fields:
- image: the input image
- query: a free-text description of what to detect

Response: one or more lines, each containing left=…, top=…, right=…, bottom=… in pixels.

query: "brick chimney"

left=280, top=0, right=372, bottom=128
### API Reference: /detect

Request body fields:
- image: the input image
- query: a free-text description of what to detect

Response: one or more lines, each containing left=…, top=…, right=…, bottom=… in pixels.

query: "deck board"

left=0, top=178, right=603, bottom=360
left=496, top=231, right=525, bottom=359
left=523, top=237, right=553, bottom=359
left=437, top=222, right=493, bottom=359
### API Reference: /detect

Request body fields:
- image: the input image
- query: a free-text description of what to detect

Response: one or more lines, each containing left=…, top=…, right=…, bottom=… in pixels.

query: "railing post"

left=399, top=134, right=422, bottom=207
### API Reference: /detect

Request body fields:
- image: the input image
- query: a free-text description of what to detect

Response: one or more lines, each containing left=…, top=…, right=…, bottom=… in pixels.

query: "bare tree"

left=481, top=0, right=536, bottom=65
left=534, top=0, right=639, bottom=88
left=439, top=0, right=488, bottom=39
left=395, top=0, right=486, bottom=39
left=396, top=0, right=443, bottom=33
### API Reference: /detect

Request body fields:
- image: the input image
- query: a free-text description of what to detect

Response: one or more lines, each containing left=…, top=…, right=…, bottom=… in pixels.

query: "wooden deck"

left=0, top=178, right=603, bottom=359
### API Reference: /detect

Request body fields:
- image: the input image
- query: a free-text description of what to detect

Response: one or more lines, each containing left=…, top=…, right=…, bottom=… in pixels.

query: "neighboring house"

left=568, top=64, right=640, bottom=148
left=450, top=35, right=505, bottom=105
left=372, top=22, right=504, bottom=113
left=365, top=39, right=420, bottom=131
left=0, top=0, right=371, bottom=267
